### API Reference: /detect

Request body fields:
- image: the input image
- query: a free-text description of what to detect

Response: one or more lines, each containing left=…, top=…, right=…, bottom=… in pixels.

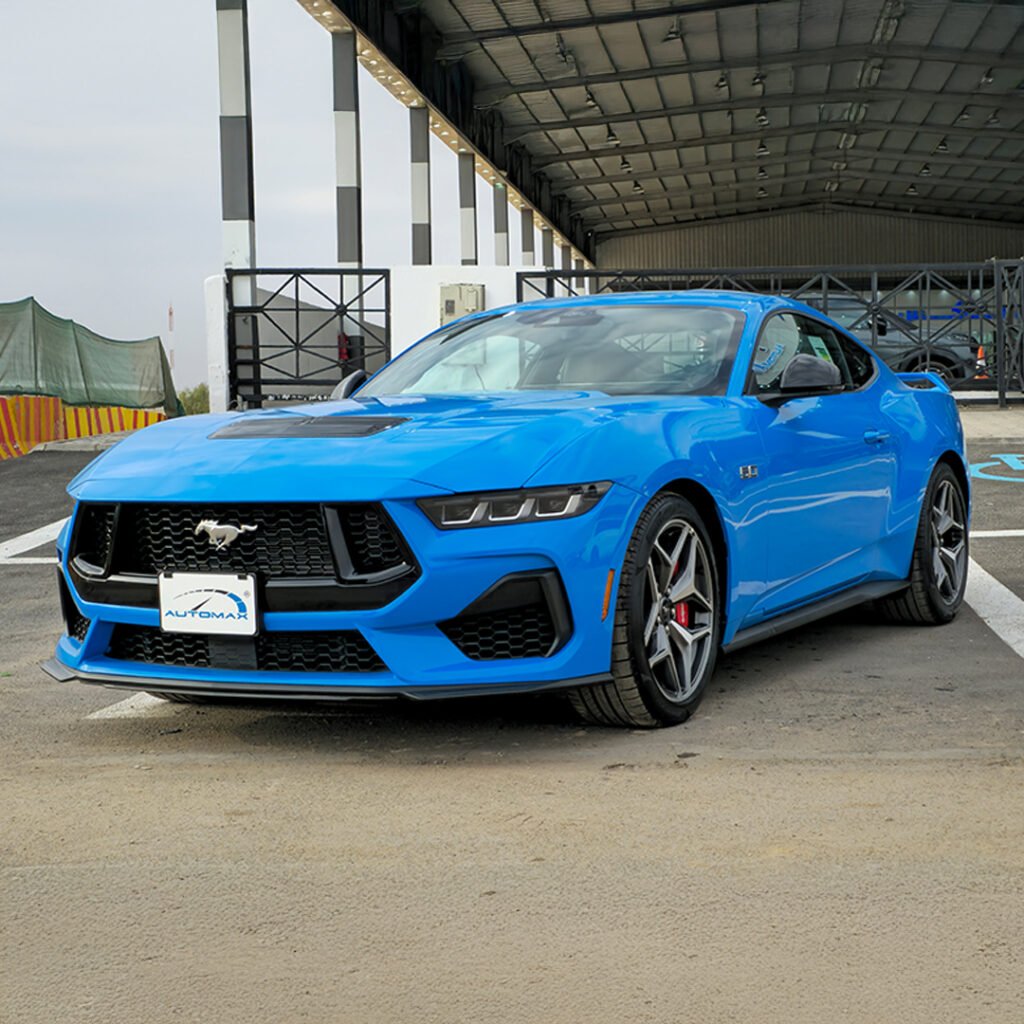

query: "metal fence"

left=226, top=269, right=391, bottom=408
left=517, top=261, right=1024, bottom=406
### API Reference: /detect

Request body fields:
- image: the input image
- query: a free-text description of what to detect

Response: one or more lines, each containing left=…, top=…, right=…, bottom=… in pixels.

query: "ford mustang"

left=44, top=291, right=969, bottom=727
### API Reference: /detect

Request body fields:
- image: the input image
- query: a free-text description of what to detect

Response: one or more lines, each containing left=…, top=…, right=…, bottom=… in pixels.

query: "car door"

left=741, top=312, right=898, bottom=619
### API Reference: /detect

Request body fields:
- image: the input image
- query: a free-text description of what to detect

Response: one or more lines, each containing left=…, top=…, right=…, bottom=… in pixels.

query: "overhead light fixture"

left=824, top=180, right=840, bottom=193
left=663, top=17, right=682, bottom=42
left=757, top=186, right=767, bottom=198
left=756, top=139, right=770, bottom=157
left=957, top=107, right=971, bottom=122
left=752, top=71, right=765, bottom=87
left=756, top=107, right=770, bottom=127
left=920, top=164, right=932, bottom=176
left=585, top=89, right=598, bottom=108
left=619, top=156, right=632, bottom=172
left=632, top=181, right=645, bottom=194
left=837, top=131, right=858, bottom=150
left=606, top=126, right=620, bottom=146
left=936, top=136, right=949, bottom=153
left=981, top=68, right=994, bottom=85
left=715, top=73, right=729, bottom=90
left=757, top=166, right=768, bottom=179
left=906, top=184, right=918, bottom=196
left=832, top=160, right=848, bottom=172
left=986, top=112, right=1002, bottom=127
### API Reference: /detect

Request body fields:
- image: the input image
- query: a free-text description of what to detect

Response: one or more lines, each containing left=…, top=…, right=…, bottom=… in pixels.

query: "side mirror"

left=778, top=354, right=843, bottom=395
left=331, top=369, right=368, bottom=400
left=875, top=318, right=888, bottom=337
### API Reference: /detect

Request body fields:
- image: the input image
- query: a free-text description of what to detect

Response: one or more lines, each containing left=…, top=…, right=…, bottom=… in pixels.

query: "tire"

left=877, top=462, right=968, bottom=625
left=569, top=493, right=721, bottom=728
left=909, top=358, right=955, bottom=386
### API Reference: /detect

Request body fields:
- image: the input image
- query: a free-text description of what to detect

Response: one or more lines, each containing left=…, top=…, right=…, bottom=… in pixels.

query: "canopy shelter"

left=0, top=297, right=178, bottom=416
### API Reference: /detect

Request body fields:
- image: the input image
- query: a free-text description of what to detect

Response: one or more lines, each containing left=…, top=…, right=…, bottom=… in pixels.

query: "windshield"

left=359, top=305, right=746, bottom=397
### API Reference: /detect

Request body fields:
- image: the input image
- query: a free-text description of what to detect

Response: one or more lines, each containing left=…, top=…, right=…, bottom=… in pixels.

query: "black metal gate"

left=517, top=261, right=1024, bottom=405
left=226, top=268, right=390, bottom=408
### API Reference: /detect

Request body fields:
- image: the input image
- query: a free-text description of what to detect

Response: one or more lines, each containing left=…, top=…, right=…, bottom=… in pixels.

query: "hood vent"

left=210, top=416, right=408, bottom=439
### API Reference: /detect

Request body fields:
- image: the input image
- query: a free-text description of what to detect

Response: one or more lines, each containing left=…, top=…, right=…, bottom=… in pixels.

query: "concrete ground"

left=2, top=408, right=1023, bottom=1023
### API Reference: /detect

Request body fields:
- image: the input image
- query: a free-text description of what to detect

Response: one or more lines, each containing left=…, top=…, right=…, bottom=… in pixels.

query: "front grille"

left=73, top=504, right=116, bottom=570
left=441, top=602, right=557, bottom=660
left=68, top=609, right=92, bottom=642
left=57, top=572, right=91, bottom=641
left=107, top=625, right=385, bottom=673
left=336, top=503, right=405, bottom=574
left=113, top=504, right=336, bottom=577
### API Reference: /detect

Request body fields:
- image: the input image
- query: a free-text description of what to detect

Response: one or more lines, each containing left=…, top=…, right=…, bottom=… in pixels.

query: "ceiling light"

left=756, top=107, right=770, bottom=127
left=906, top=184, right=918, bottom=196
left=957, top=107, right=971, bottom=122
left=716, top=73, right=729, bottom=90
left=981, top=68, right=994, bottom=85
left=663, top=17, right=682, bottom=43
left=632, top=181, right=644, bottom=194
left=824, top=180, right=840, bottom=193
left=619, top=156, right=632, bottom=172
left=757, top=186, right=767, bottom=198
left=606, top=126, right=620, bottom=146
left=756, top=139, right=770, bottom=157
left=837, top=131, right=858, bottom=150
left=936, top=136, right=949, bottom=153
left=585, top=89, right=598, bottom=108
left=757, top=166, right=767, bottom=179
left=752, top=71, right=765, bottom=87
left=986, top=112, right=1002, bottom=127
left=920, top=164, right=932, bottom=176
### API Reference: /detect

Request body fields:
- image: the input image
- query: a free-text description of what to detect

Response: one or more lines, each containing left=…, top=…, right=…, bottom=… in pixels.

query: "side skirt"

left=722, top=580, right=907, bottom=654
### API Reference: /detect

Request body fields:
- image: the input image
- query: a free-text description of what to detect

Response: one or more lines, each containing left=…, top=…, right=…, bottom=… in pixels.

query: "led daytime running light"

left=420, top=482, right=611, bottom=529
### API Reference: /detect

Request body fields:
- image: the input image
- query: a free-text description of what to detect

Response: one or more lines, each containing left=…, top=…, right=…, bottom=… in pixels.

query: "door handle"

left=863, top=429, right=890, bottom=445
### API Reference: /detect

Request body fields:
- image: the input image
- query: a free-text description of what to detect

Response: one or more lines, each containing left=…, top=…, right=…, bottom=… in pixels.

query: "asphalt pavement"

left=1, top=415, right=1022, bottom=1024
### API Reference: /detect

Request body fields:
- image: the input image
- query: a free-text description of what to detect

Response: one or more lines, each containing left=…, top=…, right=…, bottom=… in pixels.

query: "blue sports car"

left=45, top=291, right=969, bottom=727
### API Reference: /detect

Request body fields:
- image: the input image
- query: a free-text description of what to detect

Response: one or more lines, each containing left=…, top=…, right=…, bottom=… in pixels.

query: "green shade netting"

left=0, top=297, right=178, bottom=415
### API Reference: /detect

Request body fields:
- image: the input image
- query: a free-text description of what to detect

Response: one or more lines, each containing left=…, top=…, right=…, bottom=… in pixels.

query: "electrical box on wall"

left=439, top=283, right=485, bottom=326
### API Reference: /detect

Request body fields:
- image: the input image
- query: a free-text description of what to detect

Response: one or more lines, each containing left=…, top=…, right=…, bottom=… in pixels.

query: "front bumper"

left=49, top=485, right=641, bottom=699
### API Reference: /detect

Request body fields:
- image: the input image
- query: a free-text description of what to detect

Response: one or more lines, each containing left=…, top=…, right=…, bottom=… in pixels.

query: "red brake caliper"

left=674, top=602, right=690, bottom=627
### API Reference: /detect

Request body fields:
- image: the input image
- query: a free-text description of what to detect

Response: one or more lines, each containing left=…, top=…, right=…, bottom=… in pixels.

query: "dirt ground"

left=2, top=413, right=1023, bottom=1023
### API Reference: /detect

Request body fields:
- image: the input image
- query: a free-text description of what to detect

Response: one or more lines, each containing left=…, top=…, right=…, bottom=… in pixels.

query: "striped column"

left=333, top=29, right=362, bottom=266
left=493, top=183, right=509, bottom=265
left=541, top=226, right=554, bottom=268
left=215, top=0, right=256, bottom=270
left=458, top=151, right=478, bottom=266
left=409, top=105, right=431, bottom=265
left=520, top=208, right=535, bottom=265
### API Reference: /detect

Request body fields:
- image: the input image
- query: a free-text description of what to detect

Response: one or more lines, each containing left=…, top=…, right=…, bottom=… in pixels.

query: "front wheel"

left=877, top=463, right=968, bottom=625
left=569, top=493, right=721, bottom=728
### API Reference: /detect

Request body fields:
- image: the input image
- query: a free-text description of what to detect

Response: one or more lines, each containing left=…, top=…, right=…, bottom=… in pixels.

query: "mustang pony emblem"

left=194, top=519, right=258, bottom=551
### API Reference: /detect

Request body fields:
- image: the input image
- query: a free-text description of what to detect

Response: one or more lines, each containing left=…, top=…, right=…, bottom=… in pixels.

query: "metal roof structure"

left=310, top=0, right=1024, bottom=260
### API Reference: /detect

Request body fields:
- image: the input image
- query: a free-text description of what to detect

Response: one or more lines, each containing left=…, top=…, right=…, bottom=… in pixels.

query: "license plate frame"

left=158, top=571, right=258, bottom=636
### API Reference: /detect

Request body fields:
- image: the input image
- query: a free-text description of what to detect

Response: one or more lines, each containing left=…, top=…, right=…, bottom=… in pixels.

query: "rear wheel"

left=569, top=493, right=720, bottom=728
left=877, top=463, right=968, bottom=625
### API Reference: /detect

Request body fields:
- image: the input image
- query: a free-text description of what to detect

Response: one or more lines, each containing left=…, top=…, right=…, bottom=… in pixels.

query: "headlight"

left=419, top=482, right=612, bottom=529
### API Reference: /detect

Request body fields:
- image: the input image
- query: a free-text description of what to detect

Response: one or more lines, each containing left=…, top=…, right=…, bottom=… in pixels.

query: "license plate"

left=159, top=572, right=257, bottom=636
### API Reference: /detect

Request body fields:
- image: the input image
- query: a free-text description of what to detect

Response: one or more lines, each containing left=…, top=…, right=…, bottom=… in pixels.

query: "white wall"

left=389, top=265, right=534, bottom=358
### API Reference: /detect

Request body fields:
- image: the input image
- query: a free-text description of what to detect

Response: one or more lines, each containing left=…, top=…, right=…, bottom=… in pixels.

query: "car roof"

left=499, top=289, right=795, bottom=316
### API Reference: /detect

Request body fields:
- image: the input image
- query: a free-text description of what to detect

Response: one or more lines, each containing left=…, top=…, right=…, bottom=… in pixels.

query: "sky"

left=0, top=0, right=521, bottom=388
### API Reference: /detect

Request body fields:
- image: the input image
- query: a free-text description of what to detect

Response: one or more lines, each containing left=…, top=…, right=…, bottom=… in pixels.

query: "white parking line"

left=971, top=529, right=1024, bottom=539
left=87, top=693, right=176, bottom=720
left=965, top=557, right=1024, bottom=662
left=0, top=518, right=67, bottom=565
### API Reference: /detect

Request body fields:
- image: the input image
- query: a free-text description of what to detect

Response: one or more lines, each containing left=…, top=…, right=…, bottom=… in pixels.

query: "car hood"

left=68, top=391, right=628, bottom=503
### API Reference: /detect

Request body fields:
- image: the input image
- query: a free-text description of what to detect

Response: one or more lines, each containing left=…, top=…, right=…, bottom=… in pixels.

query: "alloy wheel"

left=930, top=478, right=967, bottom=602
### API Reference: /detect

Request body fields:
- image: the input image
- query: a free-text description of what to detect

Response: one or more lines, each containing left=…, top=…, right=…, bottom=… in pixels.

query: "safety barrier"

left=0, top=396, right=165, bottom=461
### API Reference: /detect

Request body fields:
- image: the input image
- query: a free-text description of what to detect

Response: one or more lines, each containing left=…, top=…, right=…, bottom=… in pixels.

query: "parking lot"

left=2, top=414, right=1023, bottom=1024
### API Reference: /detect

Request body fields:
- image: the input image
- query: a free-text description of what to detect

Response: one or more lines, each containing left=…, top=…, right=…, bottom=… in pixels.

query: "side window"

left=749, top=313, right=807, bottom=392
left=833, top=331, right=876, bottom=388
left=794, top=316, right=852, bottom=387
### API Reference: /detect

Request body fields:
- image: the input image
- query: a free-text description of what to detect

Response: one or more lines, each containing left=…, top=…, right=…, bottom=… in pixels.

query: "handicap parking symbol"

left=971, top=453, right=1024, bottom=482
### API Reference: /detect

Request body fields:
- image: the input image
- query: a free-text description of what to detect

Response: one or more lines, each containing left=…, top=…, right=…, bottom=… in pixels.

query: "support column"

left=493, top=183, right=509, bottom=265
left=215, top=0, right=256, bottom=270
left=574, top=257, right=584, bottom=291
left=409, top=105, right=431, bottom=265
left=458, top=152, right=478, bottom=266
left=520, top=208, right=535, bottom=265
left=333, top=29, right=362, bottom=266
left=541, top=226, right=554, bottom=268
